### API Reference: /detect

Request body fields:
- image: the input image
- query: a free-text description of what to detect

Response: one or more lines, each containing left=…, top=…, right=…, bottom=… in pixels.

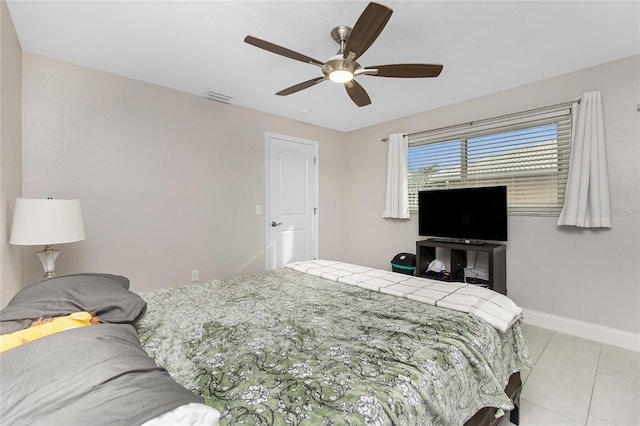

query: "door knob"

left=271, top=221, right=283, bottom=227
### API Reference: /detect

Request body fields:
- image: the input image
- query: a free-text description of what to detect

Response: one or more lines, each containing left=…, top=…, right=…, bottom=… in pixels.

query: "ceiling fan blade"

left=244, top=35, right=324, bottom=66
left=363, top=64, right=444, bottom=78
left=344, top=80, right=371, bottom=107
left=276, top=77, right=326, bottom=96
left=343, top=2, right=393, bottom=61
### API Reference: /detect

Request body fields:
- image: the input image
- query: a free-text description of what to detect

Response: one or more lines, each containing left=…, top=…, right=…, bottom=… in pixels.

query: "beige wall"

left=0, top=0, right=23, bottom=308
left=344, top=55, right=640, bottom=334
left=21, top=53, right=347, bottom=292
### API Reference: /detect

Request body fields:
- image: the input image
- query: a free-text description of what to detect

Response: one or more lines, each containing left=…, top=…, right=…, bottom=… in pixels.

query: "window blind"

left=407, top=104, right=573, bottom=215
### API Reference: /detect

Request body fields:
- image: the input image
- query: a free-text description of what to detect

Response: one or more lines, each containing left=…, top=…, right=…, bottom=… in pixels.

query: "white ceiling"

left=7, top=1, right=639, bottom=132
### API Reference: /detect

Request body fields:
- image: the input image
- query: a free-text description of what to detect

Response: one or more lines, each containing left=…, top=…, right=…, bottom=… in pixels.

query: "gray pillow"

left=0, top=273, right=146, bottom=334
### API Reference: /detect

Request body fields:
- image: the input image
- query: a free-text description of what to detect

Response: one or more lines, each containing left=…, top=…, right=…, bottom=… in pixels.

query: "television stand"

left=416, top=239, right=507, bottom=294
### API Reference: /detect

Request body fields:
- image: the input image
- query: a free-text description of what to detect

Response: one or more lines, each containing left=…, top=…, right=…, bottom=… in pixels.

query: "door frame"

left=264, top=132, right=319, bottom=270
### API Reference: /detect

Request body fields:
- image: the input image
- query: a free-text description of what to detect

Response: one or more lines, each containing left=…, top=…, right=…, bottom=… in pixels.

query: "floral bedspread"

left=136, top=267, right=529, bottom=425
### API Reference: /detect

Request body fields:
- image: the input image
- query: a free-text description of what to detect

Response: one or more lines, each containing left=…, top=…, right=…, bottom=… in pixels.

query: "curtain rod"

left=381, top=98, right=581, bottom=142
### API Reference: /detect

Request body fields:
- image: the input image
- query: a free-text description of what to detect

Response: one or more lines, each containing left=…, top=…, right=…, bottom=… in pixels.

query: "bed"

left=136, top=260, right=530, bottom=425
left=0, top=261, right=529, bottom=425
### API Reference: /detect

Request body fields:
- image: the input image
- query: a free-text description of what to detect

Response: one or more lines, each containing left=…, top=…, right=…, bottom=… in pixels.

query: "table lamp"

left=10, top=198, right=86, bottom=277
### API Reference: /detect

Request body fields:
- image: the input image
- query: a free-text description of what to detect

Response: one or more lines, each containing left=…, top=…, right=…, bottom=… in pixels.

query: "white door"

left=266, top=133, right=318, bottom=269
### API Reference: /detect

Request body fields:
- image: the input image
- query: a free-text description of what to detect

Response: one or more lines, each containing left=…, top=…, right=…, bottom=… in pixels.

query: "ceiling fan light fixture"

left=244, top=2, right=443, bottom=107
left=329, top=69, right=354, bottom=83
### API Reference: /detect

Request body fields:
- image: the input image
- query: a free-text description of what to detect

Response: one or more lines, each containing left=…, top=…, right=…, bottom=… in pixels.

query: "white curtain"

left=383, top=133, right=410, bottom=219
left=557, top=91, right=611, bottom=228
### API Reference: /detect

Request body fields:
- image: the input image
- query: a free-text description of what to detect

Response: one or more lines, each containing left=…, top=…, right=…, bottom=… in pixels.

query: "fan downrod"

left=330, top=26, right=351, bottom=54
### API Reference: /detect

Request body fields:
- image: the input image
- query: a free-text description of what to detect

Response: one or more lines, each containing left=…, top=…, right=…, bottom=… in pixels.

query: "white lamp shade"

left=10, top=198, right=86, bottom=245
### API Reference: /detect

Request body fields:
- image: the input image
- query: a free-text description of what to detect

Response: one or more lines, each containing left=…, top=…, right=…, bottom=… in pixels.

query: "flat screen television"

left=418, top=186, right=508, bottom=243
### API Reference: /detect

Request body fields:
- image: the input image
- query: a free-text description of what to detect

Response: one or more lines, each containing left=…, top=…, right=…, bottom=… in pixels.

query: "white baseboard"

left=522, top=308, right=640, bottom=353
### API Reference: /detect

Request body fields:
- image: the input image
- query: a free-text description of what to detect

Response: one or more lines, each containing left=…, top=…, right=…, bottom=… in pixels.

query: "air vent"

left=205, top=91, right=232, bottom=103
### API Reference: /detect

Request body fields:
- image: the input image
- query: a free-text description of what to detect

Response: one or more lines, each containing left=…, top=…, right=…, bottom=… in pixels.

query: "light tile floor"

left=503, top=324, right=640, bottom=426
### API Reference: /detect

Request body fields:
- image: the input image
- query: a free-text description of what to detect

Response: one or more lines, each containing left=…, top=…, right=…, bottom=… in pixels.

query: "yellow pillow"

left=0, top=311, right=95, bottom=353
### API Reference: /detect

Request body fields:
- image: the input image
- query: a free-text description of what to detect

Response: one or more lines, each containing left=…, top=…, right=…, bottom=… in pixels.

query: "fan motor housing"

left=322, top=55, right=360, bottom=77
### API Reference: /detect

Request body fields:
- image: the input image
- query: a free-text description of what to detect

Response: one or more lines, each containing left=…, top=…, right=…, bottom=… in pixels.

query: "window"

left=407, top=104, right=573, bottom=215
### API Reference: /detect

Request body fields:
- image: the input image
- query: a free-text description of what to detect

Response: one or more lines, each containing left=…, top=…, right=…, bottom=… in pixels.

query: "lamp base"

left=37, top=244, right=59, bottom=278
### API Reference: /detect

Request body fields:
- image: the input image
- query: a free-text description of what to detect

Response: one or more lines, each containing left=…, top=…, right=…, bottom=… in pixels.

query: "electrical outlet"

left=191, top=269, right=199, bottom=282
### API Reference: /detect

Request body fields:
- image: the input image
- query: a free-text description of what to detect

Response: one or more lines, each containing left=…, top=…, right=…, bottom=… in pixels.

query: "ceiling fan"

left=244, top=2, right=443, bottom=107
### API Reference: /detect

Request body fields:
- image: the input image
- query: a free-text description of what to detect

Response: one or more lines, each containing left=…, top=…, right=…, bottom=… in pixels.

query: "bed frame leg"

left=505, top=371, right=522, bottom=425
left=509, top=396, right=520, bottom=425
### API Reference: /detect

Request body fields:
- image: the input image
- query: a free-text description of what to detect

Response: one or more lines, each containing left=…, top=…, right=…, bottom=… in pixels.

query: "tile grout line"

left=584, top=342, right=604, bottom=425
